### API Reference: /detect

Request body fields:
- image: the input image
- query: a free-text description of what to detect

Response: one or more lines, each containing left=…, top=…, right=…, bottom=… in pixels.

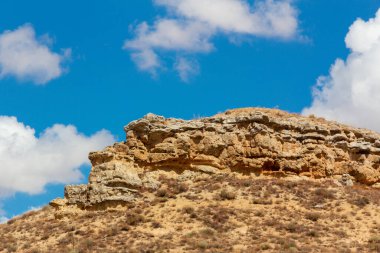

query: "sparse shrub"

left=20, top=210, right=37, bottom=219
left=285, top=223, right=298, bottom=233
left=185, top=231, right=197, bottom=238
left=22, top=243, right=32, bottom=250
left=183, top=206, right=195, bottom=214
left=335, top=230, right=348, bottom=238
left=28, top=249, right=42, bottom=253
left=176, top=183, right=189, bottom=194
left=282, top=240, right=297, bottom=250
left=121, top=225, right=130, bottom=231
left=6, top=219, right=16, bottom=225
left=252, top=198, right=272, bottom=205
left=351, top=196, right=370, bottom=208
left=206, top=181, right=222, bottom=192
left=242, top=179, right=252, bottom=187
left=107, top=226, right=120, bottom=236
left=41, top=233, right=50, bottom=240
left=283, top=181, right=298, bottom=189
left=228, top=177, right=252, bottom=188
left=219, top=189, right=236, bottom=200
left=159, top=177, right=189, bottom=195
left=306, top=187, right=337, bottom=207
left=151, top=221, right=161, bottom=228
left=306, top=230, right=319, bottom=237
left=58, top=234, right=72, bottom=245
left=368, top=236, right=380, bottom=251
left=260, top=243, right=271, bottom=250
left=263, top=218, right=277, bottom=226
left=156, top=188, right=168, bottom=198
left=363, top=211, right=371, bottom=217
left=314, top=188, right=336, bottom=199
left=183, top=206, right=197, bottom=219
left=196, top=240, right=210, bottom=250
left=199, top=228, right=215, bottom=238
left=6, top=245, right=17, bottom=252
left=200, top=206, right=232, bottom=232
left=283, top=222, right=306, bottom=234
left=78, top=239, right=94, bottom=251
left=64, top=225, right=76, bottom=232
left=125, top=212, right=145, bottom=226
left=305, top=212, right=321, bottom=222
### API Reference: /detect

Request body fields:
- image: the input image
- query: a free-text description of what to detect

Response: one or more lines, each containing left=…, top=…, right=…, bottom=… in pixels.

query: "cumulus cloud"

left=0, top=116, right=115, bottom=198
left=124, top=0, right=299, bottom=80
left=303, top=9, right=380, bottom=132
left=156, top=0, right=297, bottom=37
left=125, top=19, right=213, bottom=78
left=0, top=24, right=70, bottom=85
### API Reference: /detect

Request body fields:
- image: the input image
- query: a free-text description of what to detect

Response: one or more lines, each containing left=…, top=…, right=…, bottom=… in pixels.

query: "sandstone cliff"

left=52, top=108, right=380, bottom=208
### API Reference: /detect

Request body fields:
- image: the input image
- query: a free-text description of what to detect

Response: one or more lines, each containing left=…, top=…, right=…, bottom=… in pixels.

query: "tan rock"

left=49, top=198, right=67, bottom=207
left=51, top=108, right=380, bottom=208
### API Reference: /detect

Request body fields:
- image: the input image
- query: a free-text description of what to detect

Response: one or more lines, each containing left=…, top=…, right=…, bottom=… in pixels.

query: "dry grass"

left=1, top=174, right=380, bottom=252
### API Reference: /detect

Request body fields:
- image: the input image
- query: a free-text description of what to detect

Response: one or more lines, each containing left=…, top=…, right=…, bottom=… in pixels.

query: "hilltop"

left=1, top=108, right=380, bottom=253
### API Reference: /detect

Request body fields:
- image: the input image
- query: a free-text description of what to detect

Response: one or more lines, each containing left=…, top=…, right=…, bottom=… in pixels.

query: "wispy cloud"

left=124, top=0, right=299, bottom=81
left=303, top=9, right=380, bottom=132
left=175, top=57, right=199, bottom=82
left=0, top=24, right=70, bottom=85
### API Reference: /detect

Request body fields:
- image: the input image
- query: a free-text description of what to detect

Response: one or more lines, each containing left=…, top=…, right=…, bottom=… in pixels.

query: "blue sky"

left=1, top=0, right=380, bottom=220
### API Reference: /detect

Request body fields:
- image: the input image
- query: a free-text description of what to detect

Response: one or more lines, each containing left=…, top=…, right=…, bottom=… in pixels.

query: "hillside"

left=1, top=108, right=380, bottom=253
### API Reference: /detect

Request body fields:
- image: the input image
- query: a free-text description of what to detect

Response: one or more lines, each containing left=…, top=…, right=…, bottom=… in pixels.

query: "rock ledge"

left=52, top=108, right=380, bottom=207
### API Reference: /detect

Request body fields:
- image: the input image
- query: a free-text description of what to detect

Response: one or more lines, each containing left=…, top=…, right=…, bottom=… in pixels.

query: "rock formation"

left=51, top=108, right=380, bottom=208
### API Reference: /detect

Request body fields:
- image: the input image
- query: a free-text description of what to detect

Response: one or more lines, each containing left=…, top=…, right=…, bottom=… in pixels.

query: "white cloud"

left=175, top=57, right=200, bottom=82
left=124, top=19, right=214, bottom=76
left=0, top=116, right=115, bottom=198
left=303, top=9, right=380, bottom=132
left=0, top=24, right=70, bottom=85
left=0, top=216, right=8, bottom=224
left=126, top=20, right=214, bottom=52
left=131, top=49, right=161, bottom=75
left=28, top=206, right=42, bottom=212
left=156, top=0, right=297, bottom=37
left=0, top=206, right=7, bottom=224
left=124, top=0, right=298, bottom=79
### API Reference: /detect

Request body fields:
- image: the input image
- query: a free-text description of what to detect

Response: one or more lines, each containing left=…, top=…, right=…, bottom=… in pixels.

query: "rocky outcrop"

left=51, top=108, right=380, bottom=208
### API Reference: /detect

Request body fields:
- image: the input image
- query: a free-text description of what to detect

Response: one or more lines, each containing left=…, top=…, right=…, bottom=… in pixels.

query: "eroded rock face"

left=52, top=108, right=380, bottom=207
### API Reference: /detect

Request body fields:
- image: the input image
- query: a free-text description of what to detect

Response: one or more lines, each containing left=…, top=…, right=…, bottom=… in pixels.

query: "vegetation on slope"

left=1, top=175, right=380, bottom=253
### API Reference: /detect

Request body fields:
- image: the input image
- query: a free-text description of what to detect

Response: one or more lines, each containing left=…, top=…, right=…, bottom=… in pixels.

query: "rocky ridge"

left=52, top=108, right=380, bottom=208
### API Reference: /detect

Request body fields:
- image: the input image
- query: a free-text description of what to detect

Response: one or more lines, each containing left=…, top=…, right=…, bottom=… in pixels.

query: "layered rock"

left=51, top=108, right=380, bottom=208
